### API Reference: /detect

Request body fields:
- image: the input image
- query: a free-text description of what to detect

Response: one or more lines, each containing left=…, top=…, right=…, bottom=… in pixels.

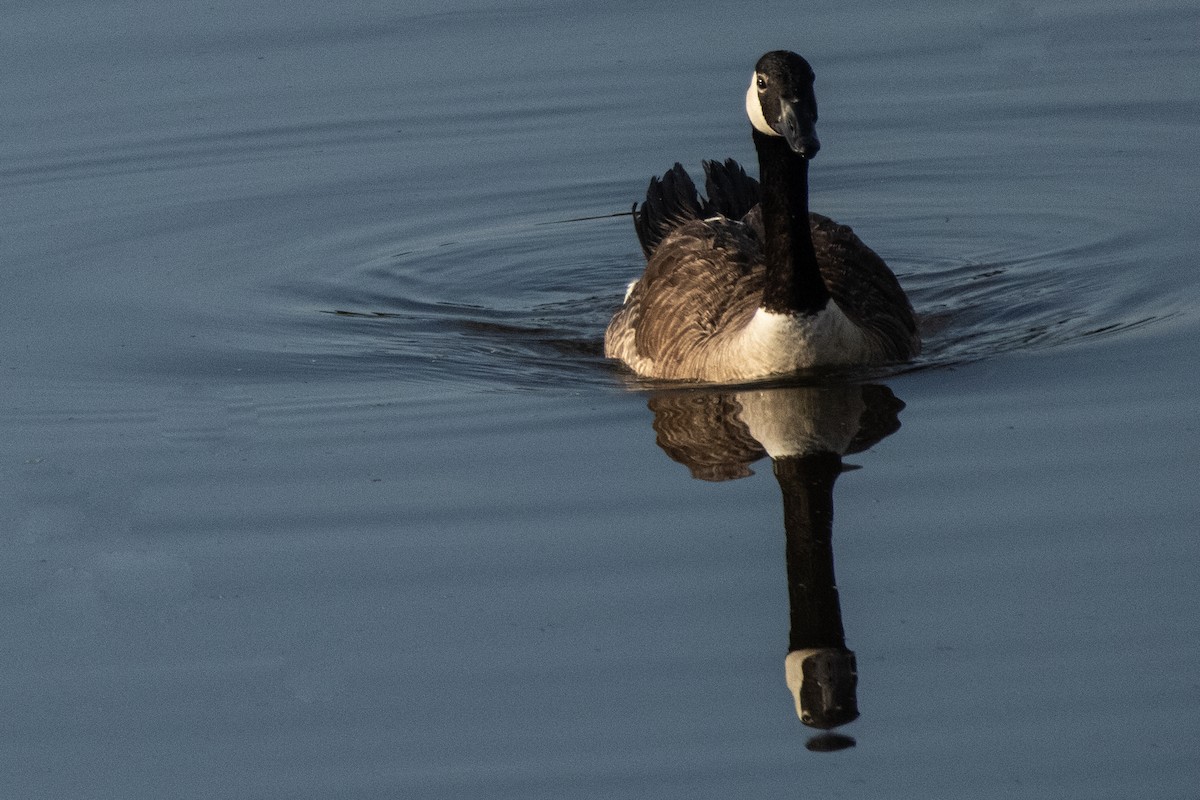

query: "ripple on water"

left=272, top=196, right=1180, bottom=392
left=897, top=208, right=1177, bottom=369
left=275, top=215, right=626, bottom=392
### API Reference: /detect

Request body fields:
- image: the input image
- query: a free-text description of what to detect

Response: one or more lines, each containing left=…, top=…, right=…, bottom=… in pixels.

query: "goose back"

left=606, top=161, right=919, bottom=380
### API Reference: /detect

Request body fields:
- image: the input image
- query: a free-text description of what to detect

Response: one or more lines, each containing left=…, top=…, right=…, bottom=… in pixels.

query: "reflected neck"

left=754, top=130, right=830, bottom=315
left=775, top=452, right=848, bottom=651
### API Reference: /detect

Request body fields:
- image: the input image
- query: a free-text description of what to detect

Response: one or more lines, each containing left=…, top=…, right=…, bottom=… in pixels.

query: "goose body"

left=605, top=51, right=919, bottom=383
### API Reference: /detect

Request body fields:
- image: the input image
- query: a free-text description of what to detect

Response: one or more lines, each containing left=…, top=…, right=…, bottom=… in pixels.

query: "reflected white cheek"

left=745, top=77, right=780, bottom=137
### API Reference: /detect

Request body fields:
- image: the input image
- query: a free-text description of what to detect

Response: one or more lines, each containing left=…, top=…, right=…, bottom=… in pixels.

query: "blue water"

left=3, top=1, right=1198, bottom=797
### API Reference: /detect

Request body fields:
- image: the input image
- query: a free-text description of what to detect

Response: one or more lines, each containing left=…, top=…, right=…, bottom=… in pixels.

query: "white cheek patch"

left=746, top=74, right=780, bottom=137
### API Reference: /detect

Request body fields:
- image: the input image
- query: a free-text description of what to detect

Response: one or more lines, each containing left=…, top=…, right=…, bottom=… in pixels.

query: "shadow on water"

left=645, top=381, right=906, bottom=753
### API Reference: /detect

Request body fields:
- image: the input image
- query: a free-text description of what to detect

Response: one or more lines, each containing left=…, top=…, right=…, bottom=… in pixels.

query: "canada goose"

left=605, top=51, right=920, bottom=382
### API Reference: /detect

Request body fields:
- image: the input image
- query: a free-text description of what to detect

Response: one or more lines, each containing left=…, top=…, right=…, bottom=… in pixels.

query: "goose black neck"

left=753, top=130, right=830, bottom=315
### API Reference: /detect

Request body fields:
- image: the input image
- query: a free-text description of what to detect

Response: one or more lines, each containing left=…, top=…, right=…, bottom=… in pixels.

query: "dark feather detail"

left=702, top=158, right=761, bottom=223
left=633, top=160, right=764, bottom=261
left=809, top=214, right=920, bottom=360
left=632, top=163, right=707, bottom=260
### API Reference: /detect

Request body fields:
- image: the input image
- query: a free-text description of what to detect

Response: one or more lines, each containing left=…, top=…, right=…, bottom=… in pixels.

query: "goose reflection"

left=647, top=382, right=904, bottom=752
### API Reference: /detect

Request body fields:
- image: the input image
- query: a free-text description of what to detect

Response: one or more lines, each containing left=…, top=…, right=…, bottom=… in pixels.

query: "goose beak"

left=779, top=99, right=820, bottom=159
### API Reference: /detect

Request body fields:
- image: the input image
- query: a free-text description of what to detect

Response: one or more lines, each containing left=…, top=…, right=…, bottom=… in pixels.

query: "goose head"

left=746, top=51, right=821, bottom=159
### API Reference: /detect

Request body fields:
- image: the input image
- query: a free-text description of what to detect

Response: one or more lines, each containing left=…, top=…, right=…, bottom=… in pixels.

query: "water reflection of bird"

left=647, top=382, right=905, bottom=752
left=606, top=51, right=919, bottom=382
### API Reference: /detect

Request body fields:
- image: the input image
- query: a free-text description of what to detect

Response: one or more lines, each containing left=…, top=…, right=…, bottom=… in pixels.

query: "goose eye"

left=756, top=75, right=766, bottom=91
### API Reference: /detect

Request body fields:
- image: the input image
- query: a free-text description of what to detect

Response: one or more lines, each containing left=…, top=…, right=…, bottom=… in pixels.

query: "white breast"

left=711, top=305, right=878, bottom=380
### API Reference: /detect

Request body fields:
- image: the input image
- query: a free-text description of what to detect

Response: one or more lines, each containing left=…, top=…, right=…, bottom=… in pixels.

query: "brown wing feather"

left=626, top=219, right=764, bottom=377
left=810, top=213, right=920, bottom=359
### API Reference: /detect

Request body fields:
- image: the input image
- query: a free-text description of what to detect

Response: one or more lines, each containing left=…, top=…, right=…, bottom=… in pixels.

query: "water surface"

left=2, top=1, right=1198, bottom=797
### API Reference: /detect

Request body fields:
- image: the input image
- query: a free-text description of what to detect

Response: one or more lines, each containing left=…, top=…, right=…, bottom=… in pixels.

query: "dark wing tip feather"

left=701, top=158, right=760, bottom=221
left=632, top=163, right=707, bottom=261
left=632, top=159, right=762, bottom=261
